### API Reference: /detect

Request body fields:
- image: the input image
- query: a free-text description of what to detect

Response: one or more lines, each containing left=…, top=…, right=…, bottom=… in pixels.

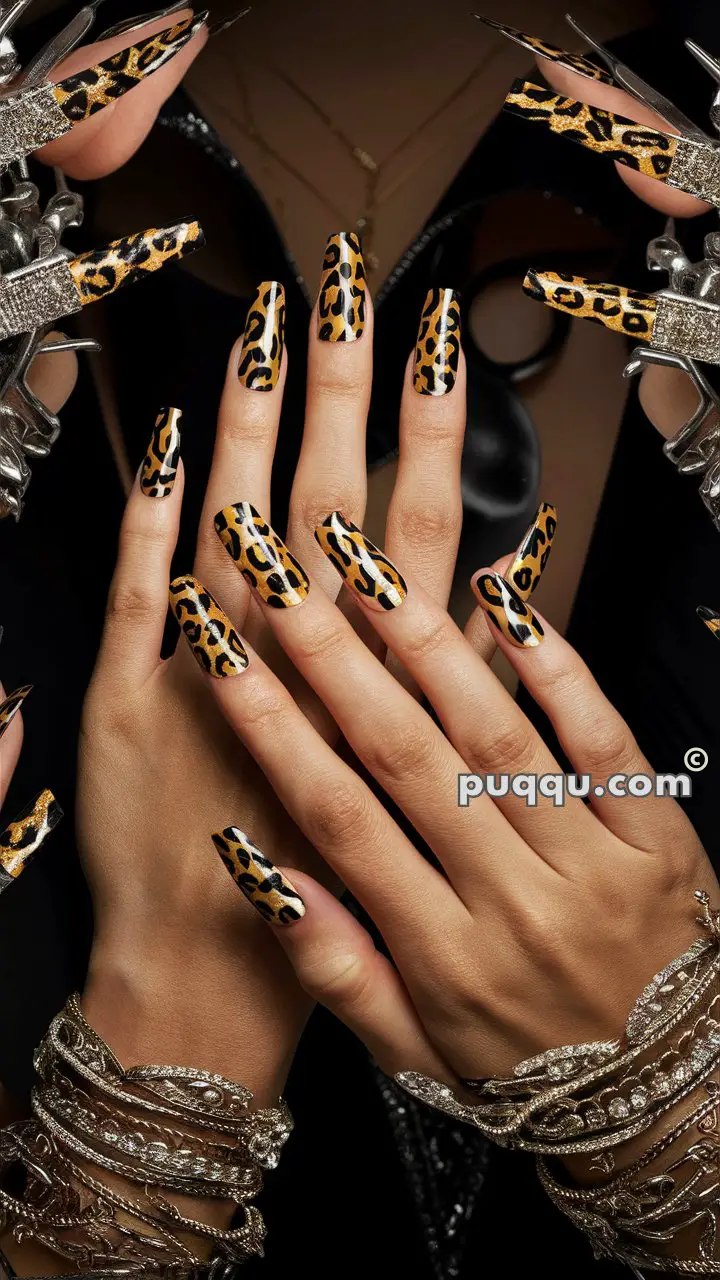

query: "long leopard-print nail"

left=471, top=571, right=544, bottom=648
left=0, top=790, right=63, bottom=894
left=413, top=288, right=461, bottom=396
left=53, top=13, right=208, bottom=124
left=215, top=503, right=309, bottom=608
left=523, top=270, right=657, bottom=339
left=238, top=282, right=286, bottom=391
left=507, top=503, right=557, bottom=601
left=698, top=606, right=720, bottom=639
left=474, top=16, right=613, bottom=84
left=504, top=80, right=678, bottom=184
left=140, top=407, right=181, bottom=497
left=0, top=684, right=32, bottom=742
left=317, top=232, right=366, bottom=342
left=212, top=827, right=305, bottom=925
left=68, top=221, right=205, bottom=307
left=315, top=512, right=407, bottom=611
left=169, top=574, right=249, bottom=677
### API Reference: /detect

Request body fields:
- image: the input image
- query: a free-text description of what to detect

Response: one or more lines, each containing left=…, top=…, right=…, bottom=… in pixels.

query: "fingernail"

left=523, top=269, right=657, bottom=339
left=314, top=512, right=407, bottom=611
left=238, top=281, right=286, bottom=391
left=140, top=407, right=181, bottom=497
left=54, top=13, right=208, bottom=123
left=214, top=503, right=309, bottom=608
left=474, top=16, right=613, bottom=84
left=413, top=288, right=461, bottom=396
left=169, top=574, right=249, bottom=677
left=68, top=220, right=205, bottom=306
left=504, top=80, right=677, bottom=183
left=698, top=605, right=720, bottom=638
left=0, top=789, right=63, bottom=892
left=317, top=232, right=366, bottom=342
left=507, top=502, right=557, bottom=601
left=0, top=684, right=32, bottom=742
left=471, top=570, right=544, bottom=647
left=212, top=827, right=305, bottom=925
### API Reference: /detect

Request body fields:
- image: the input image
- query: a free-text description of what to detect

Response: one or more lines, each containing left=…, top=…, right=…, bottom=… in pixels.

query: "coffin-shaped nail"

left=507, top=503, right=557, bottom=601
left=215, top=503, right=309, bottom=608
left=523, top=269, right=658, bottom=339
left=474, top=15, right=613, bottom=84
left=53, top=13, right=208, bottom=124
left=68, top=220, right=205, bottom=305
left=0, top=789, right=63, bottom=893
left=413, top=288, right=461, bottom=396
left=140, top=406, right=181, bottom=497
left=0, top=684, right=32, bottom=742
left=169, top=574, right=249, bottom=677
left=318, top=232, right=366, bottom=342
left=238, top=282, right=286, bottom=391
left=698, top=605, right=720, bottom=638
left=471, top=571, right=544, bottom=648
left=315, top=512, right=407, bottom=611
left=212, top=827, right=305, bottom=925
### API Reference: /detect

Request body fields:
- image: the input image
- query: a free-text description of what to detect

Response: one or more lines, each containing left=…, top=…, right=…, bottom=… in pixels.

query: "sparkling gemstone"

left=609, top=1098, right=630, bottom=1120
left=708, top=1030, right=720, bottom=1047
left=659, top=983, right=675, bottom=994
left=630, top=1088, right=648, bottom=1111
left=652, top=1072, right=670, bottom=1095
left=649, top=1001, right=663, bottom=1014
left=548, top=1063, right=563, bottom=1079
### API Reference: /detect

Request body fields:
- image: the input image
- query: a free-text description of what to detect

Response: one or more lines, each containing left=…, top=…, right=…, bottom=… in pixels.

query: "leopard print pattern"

left=238, top=281, right=286, bottom=391
left=214, top=503, right=310, bottom=608
left=317, top=232, right=366, bottom=342
left=53, top=14, right=203, bottom=123
left=69, top=221, right=205, bottom=305
left=140, top=406, right=181, bottom=498
left=0, top=683, right=32, bottom=742
left=697, top=606, right=720, bottom=638
left=315, top=511, right=407, bottom=612
left=212, top=827, right=305, bottom=925
left=169, top=574, right=248, bottom=678
left=477, top=17, right=613, bottom=84
left=472, top=571, right=544, bottom=648
left=504, top=80, right=677, bottom=181
left=508, top=502, right=557, bottom=600
left=523, top=269, right=657, bottom=338
left=413, top=287, right=462, bottom=396
left=0, top=789, right=63, bottom=886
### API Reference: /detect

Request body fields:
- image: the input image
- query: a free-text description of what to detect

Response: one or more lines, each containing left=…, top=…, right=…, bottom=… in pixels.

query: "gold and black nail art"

left=474, top=16, right=613, bottom=83
left=315, top=511, right=407, bottom=611
left=504, top=81, right=678, bottom=183
left=215, top=503, right=309, bottom=609
left=212, top=827, right=305, bottom=925
left=169, top=574, right=249, bottom=677
left=68, top=221, right=205, bottom=305
left=507, top=502, right=557, bottom=600
left=472, top=571, right=544, bottom=648
left=0, top=684, right=32, bottom=742
left=523, top=269, right=657, bottom=339
left=317, top=232, right=366, bottom=342
left=0, top=789, right=63, bottom=893
left=140, top=407, right=181, bottom=497
left=53, top=13, right=207, bottom=123
left=238, top=281, right=286, bottom=391
left=413, top=288, right=462, bottom=396
left=698, top=606, right=720, bottom=639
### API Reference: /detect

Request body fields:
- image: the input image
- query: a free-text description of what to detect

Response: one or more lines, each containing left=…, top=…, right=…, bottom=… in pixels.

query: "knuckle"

left=363, top=718, right=437, bottom=784
left=299, top=949, right=376, bottom=1010
left=106, top=581, right=156, bottom=625
left=235, top=683, right=290, bottom=736
left=393, top=500, right=461, bottom=549
left=400, top=614, right=453, bottom=664
left=290, top=616, right=347, bottom=666
left=465, top=718, right=535, bottom=775
left=305, top=779, right=372, bottom=851
left=311, top=368, right=368, bottom=402
left=292, top=490, right=365, bottom=536
left=581, top=724, right=638, bottom=777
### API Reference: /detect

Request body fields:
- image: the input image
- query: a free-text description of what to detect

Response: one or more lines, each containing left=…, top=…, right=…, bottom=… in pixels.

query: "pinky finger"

left=211, top=826, right=453, bottom=1080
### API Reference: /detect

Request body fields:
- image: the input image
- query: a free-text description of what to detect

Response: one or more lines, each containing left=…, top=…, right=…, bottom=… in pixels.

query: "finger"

left=521, top=59, right=710, bottom=218
left=287, top=232, right=372, bottom=598
left=464, top=504, right=557, bottom=661
left=212, top=506, right=540, bottom=890
left=0, top=789, right=63, bottom=897
left=194, top=283, right=287, bottom=626
left=168, top=574, right=460, bottom=937
left=638, top=363, right=704, bottom=442
left=98, top=407, right=184, bottom=688
left=470, top=569, right=692, bottom=849
left=384, top=292, right=465, bottom=692
left=25, top=332, right=79, bottom=415
left=212, top=839, right=454, bottom=1078
left=0, top=682, right=29, bottom=809
left=36, top=11, right=208, bottom=181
